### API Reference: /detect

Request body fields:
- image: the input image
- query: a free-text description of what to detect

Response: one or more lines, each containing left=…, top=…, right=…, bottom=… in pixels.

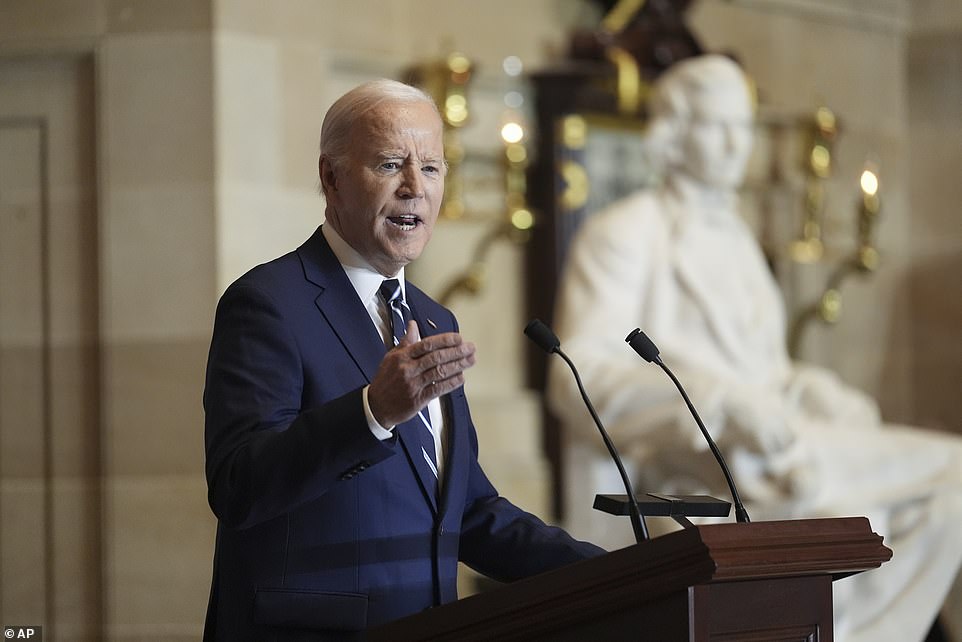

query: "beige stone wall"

left=1, top=0, right=960, bottom=639
left=98, top=21, right=216, bottom=638
left=906, top=0, right=962, bottom=437
left=1, top=1, right=216, bottom=640
left=1, top=55, right=102, bottom=640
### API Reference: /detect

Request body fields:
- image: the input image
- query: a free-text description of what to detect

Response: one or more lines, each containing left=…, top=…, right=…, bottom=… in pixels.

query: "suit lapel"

left=298, top=227, right=385, bottom=383
left=299, top=229, right=443, bottom=514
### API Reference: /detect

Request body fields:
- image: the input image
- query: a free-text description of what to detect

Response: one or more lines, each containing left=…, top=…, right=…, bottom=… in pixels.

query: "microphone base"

left=594, top=493, right=731, bottom=529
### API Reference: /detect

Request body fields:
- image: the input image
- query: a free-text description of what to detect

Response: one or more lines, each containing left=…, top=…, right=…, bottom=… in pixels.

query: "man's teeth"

left=389, top=215, right=418, bottom=229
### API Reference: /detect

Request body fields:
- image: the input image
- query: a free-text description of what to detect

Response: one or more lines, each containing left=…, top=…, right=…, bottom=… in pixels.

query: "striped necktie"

left=379, top=279, right=439, bottom=485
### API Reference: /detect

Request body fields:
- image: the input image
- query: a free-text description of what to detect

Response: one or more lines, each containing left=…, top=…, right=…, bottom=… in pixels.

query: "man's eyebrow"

left=374, top=150, right=445, bottom=165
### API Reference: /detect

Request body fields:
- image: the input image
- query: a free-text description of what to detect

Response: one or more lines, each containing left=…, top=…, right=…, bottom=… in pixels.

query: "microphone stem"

left=655, top=357, right=751, bottom=523
left=557, top=349, right=650, bottom=542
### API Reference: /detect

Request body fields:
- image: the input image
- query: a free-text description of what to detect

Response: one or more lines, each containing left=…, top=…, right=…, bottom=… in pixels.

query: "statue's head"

left=646, top=54, right=754, bottom=190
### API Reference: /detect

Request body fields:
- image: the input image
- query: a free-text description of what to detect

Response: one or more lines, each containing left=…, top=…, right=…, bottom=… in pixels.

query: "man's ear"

left=319, top=156, right=337, bottom=195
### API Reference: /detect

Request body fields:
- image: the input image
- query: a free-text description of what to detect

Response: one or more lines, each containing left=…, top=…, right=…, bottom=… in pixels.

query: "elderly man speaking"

left=202, top=79, right=604, bottom=640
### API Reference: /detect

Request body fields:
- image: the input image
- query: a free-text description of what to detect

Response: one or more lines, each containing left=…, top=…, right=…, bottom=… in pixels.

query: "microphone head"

left=625, top=328, right=660, bottom=363
left=524, top=319, right=560, bottom=354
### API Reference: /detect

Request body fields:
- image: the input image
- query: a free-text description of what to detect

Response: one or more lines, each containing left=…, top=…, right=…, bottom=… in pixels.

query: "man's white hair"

left=319, top=79, right=439, bottom=169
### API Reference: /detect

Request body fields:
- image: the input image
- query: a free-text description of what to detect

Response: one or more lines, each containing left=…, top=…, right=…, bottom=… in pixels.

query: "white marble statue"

left=548, top=54, right=962, bottom=642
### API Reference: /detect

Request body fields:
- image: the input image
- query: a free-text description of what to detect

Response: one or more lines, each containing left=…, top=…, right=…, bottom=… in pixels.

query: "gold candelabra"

left=436, top=59, right=535, bottom=305
left=787, top=145, right=882, bottom=356
left=788, top=106, right=837, bottom=264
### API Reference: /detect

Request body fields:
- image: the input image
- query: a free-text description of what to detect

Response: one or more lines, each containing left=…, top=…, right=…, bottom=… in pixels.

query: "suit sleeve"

left=203, top=281, right=396, bottom=530
left=457, top=427, right=606, bottom=580
left=440, top=306, right=605, bottom=579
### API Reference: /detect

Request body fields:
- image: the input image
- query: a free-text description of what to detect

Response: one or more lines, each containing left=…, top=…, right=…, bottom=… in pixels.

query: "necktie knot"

left=379, top=279, right=402, bottom=306
left=380, top=279, right=411, bottom=345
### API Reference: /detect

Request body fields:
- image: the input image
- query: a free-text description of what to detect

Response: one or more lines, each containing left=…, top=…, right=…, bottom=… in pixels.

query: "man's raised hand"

left=368, top=320, right=476, bottom=428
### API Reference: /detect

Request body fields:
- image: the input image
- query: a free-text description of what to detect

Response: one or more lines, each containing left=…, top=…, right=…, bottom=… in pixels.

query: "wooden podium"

left=368, top=517, right=891, bottom=641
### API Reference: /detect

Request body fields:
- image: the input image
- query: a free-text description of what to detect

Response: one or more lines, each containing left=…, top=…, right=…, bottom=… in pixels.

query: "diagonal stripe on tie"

left=379, top=279, right=439, bottom=485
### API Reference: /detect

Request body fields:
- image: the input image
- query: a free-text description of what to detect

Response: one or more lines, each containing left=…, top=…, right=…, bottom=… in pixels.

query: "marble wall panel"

left=0, top=482, right=47, bottom=627
left=103, top=338, right=208, bottom=476
left=105, top=0, right=210, bottom=34
left=0, top=0, right=106, bottom=46
left=97, top=26, right=217, bottom=641
left=104, top=475, right=213, bottom=640
left=50, top=478, right=103, bottom=639
left=906, top=30, right=962, bottom=436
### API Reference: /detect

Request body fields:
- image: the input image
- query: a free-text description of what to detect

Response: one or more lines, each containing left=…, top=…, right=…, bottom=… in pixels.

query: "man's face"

left=676, top=85, right=754, bottom=189
left=322, top=100, right=445, bottom=276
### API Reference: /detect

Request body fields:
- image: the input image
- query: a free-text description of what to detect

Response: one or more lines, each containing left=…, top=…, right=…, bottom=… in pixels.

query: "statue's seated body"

left=548, top=54, right=962, bottom=642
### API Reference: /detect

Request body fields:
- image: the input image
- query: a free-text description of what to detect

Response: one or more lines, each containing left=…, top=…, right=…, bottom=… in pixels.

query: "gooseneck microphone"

left=525, top=319, right=649, bottom=542
left=625, top=328, right=751, bottom=523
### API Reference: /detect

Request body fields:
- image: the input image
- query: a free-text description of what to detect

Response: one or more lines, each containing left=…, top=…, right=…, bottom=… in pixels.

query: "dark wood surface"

left=368, top=517, right=891, bottom=641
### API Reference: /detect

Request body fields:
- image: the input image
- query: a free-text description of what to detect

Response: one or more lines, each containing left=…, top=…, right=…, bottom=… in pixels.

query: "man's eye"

left=381, top=162, right=400, bottom=171
left=423, top=164, right=439, bottom=174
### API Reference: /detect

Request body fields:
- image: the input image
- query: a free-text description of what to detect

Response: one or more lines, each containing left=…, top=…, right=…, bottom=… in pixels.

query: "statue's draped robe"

left=550, top=178, right=962, bottom=642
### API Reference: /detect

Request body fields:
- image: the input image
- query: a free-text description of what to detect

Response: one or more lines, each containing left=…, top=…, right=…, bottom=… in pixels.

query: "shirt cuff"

left=363, top=385, right=394, bottom=441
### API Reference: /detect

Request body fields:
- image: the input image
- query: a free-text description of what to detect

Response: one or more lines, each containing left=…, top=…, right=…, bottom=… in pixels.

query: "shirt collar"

left=321, top=224, right=406, bottom=303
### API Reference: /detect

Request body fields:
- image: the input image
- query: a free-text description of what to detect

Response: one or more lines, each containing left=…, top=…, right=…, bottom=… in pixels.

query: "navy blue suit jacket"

left=203, top=226, right=604, bottom=640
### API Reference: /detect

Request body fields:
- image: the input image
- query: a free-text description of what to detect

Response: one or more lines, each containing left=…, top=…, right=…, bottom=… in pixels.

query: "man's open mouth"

left=387, top=214, right=421, bottom=231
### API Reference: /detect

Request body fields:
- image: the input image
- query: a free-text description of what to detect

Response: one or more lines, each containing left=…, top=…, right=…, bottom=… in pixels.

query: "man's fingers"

left=423, top=351, right=476, bottom=382
left=424, top=373, right=464, bottom=400
left=405, top=331, right=463, bottom=356
left=370, top=330, right=476, bottom=426
left=412, top=344, right=476, bottom=380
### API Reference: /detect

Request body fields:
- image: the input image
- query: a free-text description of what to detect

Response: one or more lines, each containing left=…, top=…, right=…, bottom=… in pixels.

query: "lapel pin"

left=427, top=318, right=438, bottom=330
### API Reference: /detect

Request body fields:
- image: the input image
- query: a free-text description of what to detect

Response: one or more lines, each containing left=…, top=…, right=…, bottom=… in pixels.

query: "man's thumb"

left=399, top=319, right=421, bottom=345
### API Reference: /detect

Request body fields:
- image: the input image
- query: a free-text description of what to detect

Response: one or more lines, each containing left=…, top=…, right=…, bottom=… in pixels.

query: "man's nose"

left=397, top=166, right=424, bottom=199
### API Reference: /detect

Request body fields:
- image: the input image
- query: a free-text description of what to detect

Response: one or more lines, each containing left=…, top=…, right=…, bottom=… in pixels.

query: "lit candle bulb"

left=857, top=164, right=881, bottom=271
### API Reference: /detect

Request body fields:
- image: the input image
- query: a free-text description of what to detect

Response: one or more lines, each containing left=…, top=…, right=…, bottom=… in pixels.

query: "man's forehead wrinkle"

left=346, top=102, right=445, bottom=165
left=373, top=147, right=444, bottom=160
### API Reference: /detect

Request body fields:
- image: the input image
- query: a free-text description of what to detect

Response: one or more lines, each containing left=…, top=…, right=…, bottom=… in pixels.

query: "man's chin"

left=373, top=242, right=429, bottom=275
